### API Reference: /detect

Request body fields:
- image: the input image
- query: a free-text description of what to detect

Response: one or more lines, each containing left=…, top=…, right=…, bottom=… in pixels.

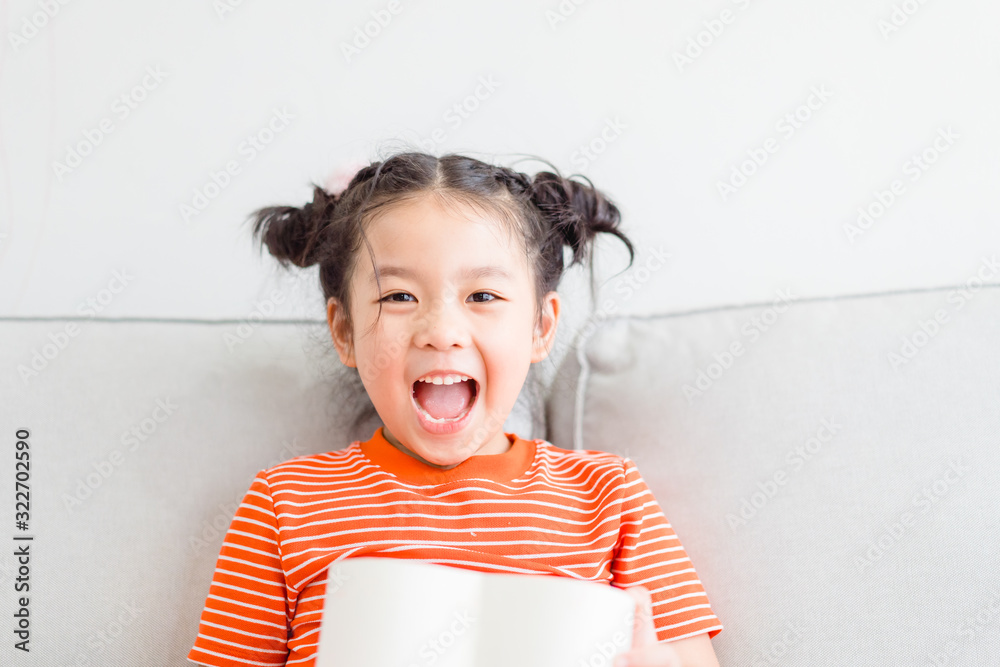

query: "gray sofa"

left=2, top=284, right=998, bottom=665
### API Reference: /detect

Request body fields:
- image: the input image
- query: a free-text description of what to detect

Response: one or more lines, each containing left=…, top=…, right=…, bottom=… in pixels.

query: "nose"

left=412, top=289, right=471, bottom=350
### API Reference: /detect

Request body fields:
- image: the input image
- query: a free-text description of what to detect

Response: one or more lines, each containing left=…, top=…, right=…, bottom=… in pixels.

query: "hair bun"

left=250, top=184, right=336, bottom=269
left=530, top=171, right=634, bottom=271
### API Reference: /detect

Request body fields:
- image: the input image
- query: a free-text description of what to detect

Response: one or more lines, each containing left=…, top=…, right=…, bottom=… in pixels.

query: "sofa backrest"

left=547, top=285, right=1000, bottom=666
left=3, top=283, right=997, bottom=665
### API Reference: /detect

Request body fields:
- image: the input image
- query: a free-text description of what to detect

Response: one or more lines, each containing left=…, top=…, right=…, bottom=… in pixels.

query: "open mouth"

left=411, top=376, right=479, bottom=425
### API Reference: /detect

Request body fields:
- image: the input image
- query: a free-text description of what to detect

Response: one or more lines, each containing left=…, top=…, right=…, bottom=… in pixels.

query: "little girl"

left=187, top=151, right=722, bottom=667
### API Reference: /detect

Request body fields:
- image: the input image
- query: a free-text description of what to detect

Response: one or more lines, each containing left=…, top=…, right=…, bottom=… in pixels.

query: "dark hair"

left=249, top=150, right=635, bottom=350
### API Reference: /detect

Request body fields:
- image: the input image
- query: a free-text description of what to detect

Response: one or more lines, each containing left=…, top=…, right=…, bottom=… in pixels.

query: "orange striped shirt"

left=187, top=427, right=722, bottom=666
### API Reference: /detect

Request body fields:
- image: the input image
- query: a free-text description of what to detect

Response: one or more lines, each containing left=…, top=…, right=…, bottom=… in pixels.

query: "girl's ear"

left=530, top=291, right=560, bottom=363
left=327, top=297, right=356, bottom=368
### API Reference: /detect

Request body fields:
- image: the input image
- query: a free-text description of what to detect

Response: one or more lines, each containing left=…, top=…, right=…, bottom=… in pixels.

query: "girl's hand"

left=613, top=585, right=682, bottom=667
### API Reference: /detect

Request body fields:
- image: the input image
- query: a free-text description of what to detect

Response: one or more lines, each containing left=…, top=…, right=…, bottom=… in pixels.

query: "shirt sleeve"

left=188, top=471, right=291, bottom=666
left=611, top=457, right=723, bottom=643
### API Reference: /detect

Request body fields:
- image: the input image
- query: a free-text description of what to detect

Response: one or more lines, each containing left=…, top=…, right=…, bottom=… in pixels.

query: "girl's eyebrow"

left=371, top=265, right=513, bottom=284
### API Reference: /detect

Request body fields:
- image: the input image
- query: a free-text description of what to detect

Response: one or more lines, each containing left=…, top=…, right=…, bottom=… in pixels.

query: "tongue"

left=414, top=381, right=473, bottom=420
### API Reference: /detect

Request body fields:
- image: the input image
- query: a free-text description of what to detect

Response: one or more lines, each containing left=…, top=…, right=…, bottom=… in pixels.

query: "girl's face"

left=326, top=193, right=559, bottom=469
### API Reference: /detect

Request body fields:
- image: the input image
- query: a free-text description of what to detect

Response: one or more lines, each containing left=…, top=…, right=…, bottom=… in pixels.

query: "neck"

left=381, top=428, right=511, bottom=470
left=382, top=429, right=462, bottom=470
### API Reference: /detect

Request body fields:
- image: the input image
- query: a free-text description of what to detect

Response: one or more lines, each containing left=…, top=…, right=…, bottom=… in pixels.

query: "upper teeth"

left=417, top=374, right=471, bottom=385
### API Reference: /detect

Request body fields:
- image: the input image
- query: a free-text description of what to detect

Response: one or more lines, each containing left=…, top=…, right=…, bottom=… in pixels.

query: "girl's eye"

left=469, top=292, right=497, bottom=303
left=381, top=293, right=415, bottom=303
left=380, top=292, right=498, bottom=303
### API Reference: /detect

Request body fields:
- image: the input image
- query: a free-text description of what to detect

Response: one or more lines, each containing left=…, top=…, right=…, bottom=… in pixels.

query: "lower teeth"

left=416, top=402, right=470, bottom=424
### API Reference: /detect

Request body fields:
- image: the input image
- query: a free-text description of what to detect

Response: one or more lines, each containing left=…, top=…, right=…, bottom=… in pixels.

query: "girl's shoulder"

left=258, top=442, right=362, bottom=477
left=532, top=438, right=628, bottom=467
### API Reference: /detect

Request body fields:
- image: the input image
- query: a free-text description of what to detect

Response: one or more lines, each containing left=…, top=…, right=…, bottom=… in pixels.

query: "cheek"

left=355, top=335, right=407, bottom=390
left=491, top=324, right=535, bottom=356
left=482, top=331, right=534, bottom=381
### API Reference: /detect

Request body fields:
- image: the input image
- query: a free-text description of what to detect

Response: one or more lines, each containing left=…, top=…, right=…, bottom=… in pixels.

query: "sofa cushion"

left=547, top=285, right=1000, bottom=665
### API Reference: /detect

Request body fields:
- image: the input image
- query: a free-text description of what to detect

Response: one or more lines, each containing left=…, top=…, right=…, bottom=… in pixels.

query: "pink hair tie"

left=323, top=160, right=367, bottom=197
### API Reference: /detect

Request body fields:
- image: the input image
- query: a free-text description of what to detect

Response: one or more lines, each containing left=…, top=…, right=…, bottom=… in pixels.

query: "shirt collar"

left=359, top=426, right=536, bottom=485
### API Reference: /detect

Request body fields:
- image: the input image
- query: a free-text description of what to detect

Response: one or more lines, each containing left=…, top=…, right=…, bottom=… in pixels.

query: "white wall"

left=2, top=0, right=998, bottom=362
